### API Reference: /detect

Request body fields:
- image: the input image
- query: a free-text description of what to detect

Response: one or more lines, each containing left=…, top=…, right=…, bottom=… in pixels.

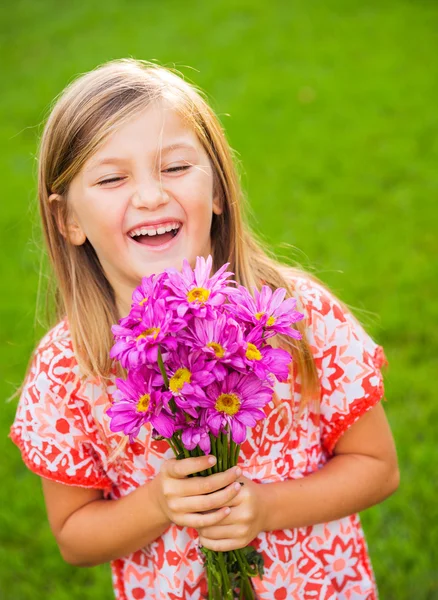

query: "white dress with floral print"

left=10, top=277, right=387, bottom=599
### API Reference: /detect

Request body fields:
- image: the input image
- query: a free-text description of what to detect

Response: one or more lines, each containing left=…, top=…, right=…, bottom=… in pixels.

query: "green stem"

left=157, top=346, right=169, bottom=388
left=222, top=430, right=229, bottom=471
left=233, top=443, right=241, bottom=468
left=166, top=438, right=178, bottom=457
left=210, top=434, right=218, bottom=474
left=233, top=550, right=255, bottom=599
left=217, top=433, right=224, bottom=472
left=242, top=573, right=255, bottom=600
left=229, top=437, right=236, bottom=468
left=174, top=436, right=184, bottom=455
left=204, top=549, right=223, bottom=600
left=157, top=345, right=178, bottom=414
left=216, top=552, right=233, bottom=599
left=240, top=549, right=259, bottom=578
left=197, top=444, right=213, bottom=476
left=206, top=554, right=214, bottom=600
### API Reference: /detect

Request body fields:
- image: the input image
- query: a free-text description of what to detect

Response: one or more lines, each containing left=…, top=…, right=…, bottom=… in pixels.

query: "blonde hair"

left=31, top=58, right=361, bottom=413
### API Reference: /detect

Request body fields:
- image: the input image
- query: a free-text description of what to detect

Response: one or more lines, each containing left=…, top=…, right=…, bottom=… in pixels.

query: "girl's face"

left=59, top=102, right=222, bottom=316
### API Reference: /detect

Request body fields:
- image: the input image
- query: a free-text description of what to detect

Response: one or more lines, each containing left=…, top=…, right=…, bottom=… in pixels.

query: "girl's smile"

left=127, top=219, right=182, bottom=247
left=127, top=220, right=182, bottom=250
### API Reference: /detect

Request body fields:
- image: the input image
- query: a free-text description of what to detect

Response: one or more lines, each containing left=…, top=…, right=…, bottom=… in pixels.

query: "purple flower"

left=110, top=299, right=185, bottom=369
left=227, top=284, right=305, bottom=340
left=164, top=255, right=235, bottom=319
left=129, top=272, right=168, bottom=322
left=106, top=370, right=175, bottom=442
left=243, top=327, right=293, bottom=382
left=243, top=342, right=292, bottom=382
left=166, top=346, right=216, bottom=417
left=179, top=412, right=211, bottom=455
left=178, top=314, right=246, bottom=380
left=197, top=372, right=273, bottom=444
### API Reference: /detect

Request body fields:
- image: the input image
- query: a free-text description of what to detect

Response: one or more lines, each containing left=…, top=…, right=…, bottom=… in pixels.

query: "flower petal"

left=230, top=419, right=247, bottom=444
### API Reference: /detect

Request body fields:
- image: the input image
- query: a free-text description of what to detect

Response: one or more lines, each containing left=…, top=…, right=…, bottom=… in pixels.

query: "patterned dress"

left=10, top=276, right=388, bottom=599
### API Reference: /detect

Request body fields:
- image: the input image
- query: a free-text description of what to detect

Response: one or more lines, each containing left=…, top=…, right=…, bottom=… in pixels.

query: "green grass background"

left=1, top=0, right=437, bottom=598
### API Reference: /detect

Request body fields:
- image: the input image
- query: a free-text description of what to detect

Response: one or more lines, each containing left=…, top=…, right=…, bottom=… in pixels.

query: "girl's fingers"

left=197, top=524, right=237, bottom=540
left=198, top=535, right=244, bottom=553
left=183, top=506, right=231, bottom=529
left=178, top=481, right=242, bottom=513
left=184, top=467, right=242, bottom=496
left=163, top=464, right=242, bottom=498
left=164, top=455, right=217, bottom=479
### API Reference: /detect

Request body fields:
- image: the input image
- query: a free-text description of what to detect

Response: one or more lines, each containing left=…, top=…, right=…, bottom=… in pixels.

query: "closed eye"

left=163, top=165, right=191, bottom=173
left=97, top=177, right=126, bottom=186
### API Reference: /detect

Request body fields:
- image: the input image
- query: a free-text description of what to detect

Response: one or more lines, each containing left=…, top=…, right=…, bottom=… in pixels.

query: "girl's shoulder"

left=285, top=272, right=388, bottom=455
left=11, top=316, right=113, bottom=490
left=286, top=272, right=386, bottom=369
left=35, top=316, right=74, bottom=357
left=287, top=271, right=345, bottom=317
left=286, top=271, right=347, bottom=334
left=22, top=316, right=80, bottom=393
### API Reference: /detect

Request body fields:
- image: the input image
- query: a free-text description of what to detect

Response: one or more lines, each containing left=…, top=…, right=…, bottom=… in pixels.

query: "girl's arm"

left=261, top=401, right=399, bottom=531
left=42, top=454, right=242, bottom=567
left=198, top=402, right=399, bottom=551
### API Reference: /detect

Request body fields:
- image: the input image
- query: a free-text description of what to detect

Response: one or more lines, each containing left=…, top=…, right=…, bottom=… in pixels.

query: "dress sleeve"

left=298, top=279, right=389, bottom=455
left=9, top=327, right=113, bottom=490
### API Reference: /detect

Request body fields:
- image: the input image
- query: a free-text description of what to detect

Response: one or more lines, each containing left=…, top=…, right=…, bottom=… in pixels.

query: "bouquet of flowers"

left=107, top=255, right=304, bottom=599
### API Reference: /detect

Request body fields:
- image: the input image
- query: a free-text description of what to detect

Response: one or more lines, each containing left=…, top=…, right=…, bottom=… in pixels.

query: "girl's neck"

left=116, top=296, right=132, bottom=321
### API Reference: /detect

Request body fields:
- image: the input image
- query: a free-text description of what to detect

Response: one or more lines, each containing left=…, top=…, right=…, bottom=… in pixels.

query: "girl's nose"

left=131, top=176, right=169, bottom=210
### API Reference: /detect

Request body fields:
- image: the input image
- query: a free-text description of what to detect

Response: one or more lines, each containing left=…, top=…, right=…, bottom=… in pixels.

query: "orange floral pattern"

left=10, top=276, right=387, bottom=599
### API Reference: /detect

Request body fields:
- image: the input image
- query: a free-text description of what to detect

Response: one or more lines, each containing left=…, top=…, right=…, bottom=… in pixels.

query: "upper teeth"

left=129, top=222, right=181, bottom=237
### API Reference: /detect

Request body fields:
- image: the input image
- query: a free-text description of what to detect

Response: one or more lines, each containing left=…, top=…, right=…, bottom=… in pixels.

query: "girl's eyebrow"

left=86, top=143, right=197, bottom=172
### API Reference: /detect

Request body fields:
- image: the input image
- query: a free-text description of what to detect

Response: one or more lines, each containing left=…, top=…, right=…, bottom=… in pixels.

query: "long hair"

left=31, top=58, right=356, bottom=411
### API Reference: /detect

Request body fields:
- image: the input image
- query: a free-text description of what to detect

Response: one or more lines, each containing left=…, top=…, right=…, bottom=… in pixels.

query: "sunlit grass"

left=1, top=1, right=437, bottom=598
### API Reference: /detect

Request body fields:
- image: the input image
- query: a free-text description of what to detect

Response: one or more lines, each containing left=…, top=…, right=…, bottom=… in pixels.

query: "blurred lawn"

left=1, top=0, right=437, bottom=598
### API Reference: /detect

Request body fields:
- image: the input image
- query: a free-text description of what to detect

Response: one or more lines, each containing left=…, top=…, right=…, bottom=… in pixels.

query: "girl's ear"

left=212, top=193, right=223, bottom=216
left=49, top=193, right=87, bottom=246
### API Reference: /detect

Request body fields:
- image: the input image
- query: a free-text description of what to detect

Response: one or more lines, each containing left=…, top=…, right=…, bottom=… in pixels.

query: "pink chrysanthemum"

left=164, top=255, right=235, bottom=318
left=129, top=272, right=168, bottom=323
left=106, top=370, right=175, bottom=442
left=179, top=412, right=212, bottom=455
left=243, top=342, right=292, bottom=382
left=197, top=372, right=273, bottom=444
left=242, top=327, right=292, bottom=382
left=178, top=314, right=246, bottom=380
left=166, top=346, right=217, bottom=417
left=227, top=284, right=305, bottom=340
left=110, top=299, right=185, bottom=369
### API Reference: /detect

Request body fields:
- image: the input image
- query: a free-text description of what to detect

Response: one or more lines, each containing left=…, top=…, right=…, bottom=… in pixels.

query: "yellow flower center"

left=137, top=393, right=150, bottom=412
left=187, top=287, right=210, bottom=304
left=207, top=342, right=225, bottom=358
left=215, top=393, right=241, bottom=416
left=169, top=368, right=192, bottom=393
left=137, top=327, right=160, bottom=341
left=255, top=311, right=275, bottom=326
left=245, top=343, right=262, bottom=361
left=139, top=296, right=148, bottom=306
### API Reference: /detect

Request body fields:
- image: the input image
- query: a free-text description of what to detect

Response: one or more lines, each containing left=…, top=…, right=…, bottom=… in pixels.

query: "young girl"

left=10, top=58, right=399, bottom=600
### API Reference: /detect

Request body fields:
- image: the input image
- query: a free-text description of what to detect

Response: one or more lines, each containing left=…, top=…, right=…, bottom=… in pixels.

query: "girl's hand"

left=197, top=475, right=267, bottom=552
left=152, top=455, right=243, bottom=530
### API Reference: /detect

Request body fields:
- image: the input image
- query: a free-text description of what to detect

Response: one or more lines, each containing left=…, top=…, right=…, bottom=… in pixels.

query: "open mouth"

left=129, top=224, right=182, bottom=247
